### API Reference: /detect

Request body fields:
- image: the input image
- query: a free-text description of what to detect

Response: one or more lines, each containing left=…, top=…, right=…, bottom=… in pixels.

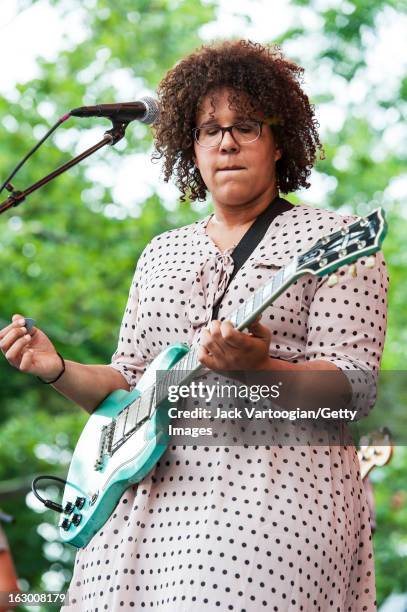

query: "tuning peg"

left=327, top=274, right=338, bottom=287
left=348, top=263, right=357, bottom=278
left=364, top=255, right=376, bottom=269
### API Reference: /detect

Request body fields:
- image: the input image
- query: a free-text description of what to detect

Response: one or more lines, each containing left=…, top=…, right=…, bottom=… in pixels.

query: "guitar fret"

left=125, top=399, right=141, bottom=435
left=167, top=367, right=178, bottom=393
left=156, top=373, right=167, bottom=405
left=283, top=261, right=297, bottom=280
left=229, top=310, right=238, bottom=325
left=191, top=348, right=198, bottom=371
left=127, top=403, right=137, bottom=431
left=167, top=366, right=176, bottom=391
left=137, top=397, right=150, bottom=423
left=139, top=386, right=154, bottom=421
left=149, top=386, right=156, bottom=417
left=240, top=301, right=248, bottom=320
left=180, top=354, right=188, bottom=373
left=253, top=290, right=262, bottom=311
left=234, top=306, right=245, bottom=326
left=244, top=295, right=255, bottom=316
left=167, top=364, right=178, bottom=396
left=186, top=349, right=192, bottom=371
left=263, top=280, right=273, bottom=298
left=192, top=347, right=199, bottom=370
left=163, top=370, right=172, bottom=397
left=258, top=285, right=267, bottom=303
left=163, top=371, right=172, bottom=400
left=160, top=377, right=166, bottom=403
left=112, top=409, right=127, bottom=446
left=173, top=364, right=184, bottom=385
left=274, top=269, right=284, bottom=288
left=233, top=271, right=283, bottom=328
left=186, top=348, right=193, bottom=371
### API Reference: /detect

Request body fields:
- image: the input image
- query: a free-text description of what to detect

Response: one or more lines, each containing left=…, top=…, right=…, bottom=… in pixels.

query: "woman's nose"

left=219, top=128, right=240, bottom=152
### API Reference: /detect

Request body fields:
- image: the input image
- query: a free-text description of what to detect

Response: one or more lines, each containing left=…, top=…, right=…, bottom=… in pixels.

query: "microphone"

left=70, top=96, right=160, bottom=125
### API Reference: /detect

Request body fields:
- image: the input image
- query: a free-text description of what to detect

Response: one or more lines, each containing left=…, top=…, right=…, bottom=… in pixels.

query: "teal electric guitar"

left=59, top=208, right=387, bottom=547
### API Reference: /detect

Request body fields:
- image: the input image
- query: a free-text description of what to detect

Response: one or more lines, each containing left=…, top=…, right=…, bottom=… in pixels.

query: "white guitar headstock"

left=358, top=427, right=393, bottom=480
left=297, top=208, right=387, bottom=279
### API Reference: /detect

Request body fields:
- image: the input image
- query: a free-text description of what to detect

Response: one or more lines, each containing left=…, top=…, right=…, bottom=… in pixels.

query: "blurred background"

left=0, top=0, right=406, bottom=609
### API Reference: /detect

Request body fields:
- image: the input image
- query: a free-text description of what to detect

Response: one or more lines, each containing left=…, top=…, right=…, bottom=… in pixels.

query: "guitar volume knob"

left=71, top=513, right=82, bottom=527
left=59, top=517, right=71, bottom=531
left=64, top=501, right=75, bottom=515
left=74, top=496, right=86, bottom=509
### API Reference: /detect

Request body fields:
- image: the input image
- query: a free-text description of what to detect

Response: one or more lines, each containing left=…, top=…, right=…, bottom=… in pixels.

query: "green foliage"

left=0, top=1, right=213, bottom=608
left=280, top=0, right=407, bottom=603
left=373, top=446, right=407, bottom=600
left=0, top=0, right=405, bottom=608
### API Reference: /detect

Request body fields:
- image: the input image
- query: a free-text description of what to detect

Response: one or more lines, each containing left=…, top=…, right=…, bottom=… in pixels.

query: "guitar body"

left=60, top=343, right=189, bottom=548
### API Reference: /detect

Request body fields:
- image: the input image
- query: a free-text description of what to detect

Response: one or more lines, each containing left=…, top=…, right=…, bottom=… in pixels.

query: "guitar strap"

left=211, top=196, right=293, bottom=320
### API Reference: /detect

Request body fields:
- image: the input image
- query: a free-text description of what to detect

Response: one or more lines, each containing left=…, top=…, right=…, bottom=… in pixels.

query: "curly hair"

left=153, top=40, right=323, bottom=202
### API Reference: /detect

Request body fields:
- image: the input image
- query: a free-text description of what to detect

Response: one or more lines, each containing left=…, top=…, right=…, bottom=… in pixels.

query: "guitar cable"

left=31, top=475, right=68, bottom=514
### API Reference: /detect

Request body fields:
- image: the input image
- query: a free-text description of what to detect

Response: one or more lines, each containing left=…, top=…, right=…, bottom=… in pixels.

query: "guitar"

left=357, top=427, right=393, bottom=480
left=58, top=208, right=387, bottom=547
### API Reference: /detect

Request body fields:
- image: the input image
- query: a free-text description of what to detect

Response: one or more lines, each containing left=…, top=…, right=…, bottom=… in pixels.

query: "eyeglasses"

left=193, top=120, right=264, bottom=148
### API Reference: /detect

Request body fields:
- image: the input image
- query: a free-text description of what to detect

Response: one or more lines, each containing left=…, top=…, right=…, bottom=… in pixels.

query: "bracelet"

left=37, top=352, right=66, bottom=384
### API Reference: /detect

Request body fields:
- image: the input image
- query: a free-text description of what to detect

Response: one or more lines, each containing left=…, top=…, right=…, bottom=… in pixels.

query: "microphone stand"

left=0, top=121, right=128, bottom=216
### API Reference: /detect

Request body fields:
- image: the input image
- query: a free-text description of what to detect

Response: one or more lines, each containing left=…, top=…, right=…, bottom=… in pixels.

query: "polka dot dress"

left=63, top=203, right=388, bottom=611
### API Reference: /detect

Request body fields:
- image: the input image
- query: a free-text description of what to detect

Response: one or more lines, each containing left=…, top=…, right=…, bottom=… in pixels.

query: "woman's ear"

left=270, top=129, right=282, bottom=162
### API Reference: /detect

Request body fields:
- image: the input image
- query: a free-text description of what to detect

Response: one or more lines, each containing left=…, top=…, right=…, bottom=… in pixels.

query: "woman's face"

left=193, top=87, right=281, bottom=209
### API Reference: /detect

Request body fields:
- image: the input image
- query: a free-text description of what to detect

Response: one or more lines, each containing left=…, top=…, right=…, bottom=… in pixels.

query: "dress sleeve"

left=109, top=243, right=151, bottom=390
left=304, top=250, right=389, bottom=418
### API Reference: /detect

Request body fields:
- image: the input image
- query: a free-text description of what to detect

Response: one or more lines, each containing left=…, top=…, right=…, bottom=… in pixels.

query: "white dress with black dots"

left=62, top=203, right=388, bottom=612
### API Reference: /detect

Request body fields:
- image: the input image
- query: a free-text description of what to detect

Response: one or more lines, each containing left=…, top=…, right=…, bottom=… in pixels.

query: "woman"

left=0, top=41, right=387, bottom=610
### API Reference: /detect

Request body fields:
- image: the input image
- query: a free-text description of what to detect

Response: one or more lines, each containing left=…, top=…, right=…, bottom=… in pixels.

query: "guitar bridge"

left=94, top=422, right=115, bottom=471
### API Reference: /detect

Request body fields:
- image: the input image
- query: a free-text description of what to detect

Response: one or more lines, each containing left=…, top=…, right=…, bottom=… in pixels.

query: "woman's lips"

left=217, top=167, right=246, bottom=171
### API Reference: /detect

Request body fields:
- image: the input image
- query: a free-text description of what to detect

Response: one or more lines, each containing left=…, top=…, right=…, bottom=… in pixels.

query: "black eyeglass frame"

left=192, top=120, right=267, bottom=148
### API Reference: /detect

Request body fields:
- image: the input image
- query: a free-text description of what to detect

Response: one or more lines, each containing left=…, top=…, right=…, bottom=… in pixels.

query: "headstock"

left=297, top=208, right=387, bottom=278
left=357, top=427, right=393, bottom=480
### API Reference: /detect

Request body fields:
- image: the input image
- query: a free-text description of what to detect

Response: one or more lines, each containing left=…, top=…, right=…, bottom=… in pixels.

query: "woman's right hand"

left=0, top=313, right=63, bottom=382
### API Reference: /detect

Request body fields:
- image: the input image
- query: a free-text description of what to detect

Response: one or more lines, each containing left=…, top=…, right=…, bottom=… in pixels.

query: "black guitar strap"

left=211, top=196, right=293, bottom=320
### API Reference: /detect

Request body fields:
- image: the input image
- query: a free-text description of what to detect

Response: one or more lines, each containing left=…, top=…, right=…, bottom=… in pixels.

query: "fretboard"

left=161, top=257, right=298, bottom=391
left=109, top=257, right=299, bottom=452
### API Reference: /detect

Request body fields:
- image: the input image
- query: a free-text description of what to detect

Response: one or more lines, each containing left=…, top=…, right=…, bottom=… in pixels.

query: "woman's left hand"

left=197, top=315, right=271, bottom=372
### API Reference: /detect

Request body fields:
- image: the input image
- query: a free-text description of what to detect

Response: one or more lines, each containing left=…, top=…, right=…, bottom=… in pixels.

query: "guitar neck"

left=155, top=258, right=299, bottom=403
left=109, top=258, right=300, bottom=454
left=109, top=208, right=387, bottom=453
